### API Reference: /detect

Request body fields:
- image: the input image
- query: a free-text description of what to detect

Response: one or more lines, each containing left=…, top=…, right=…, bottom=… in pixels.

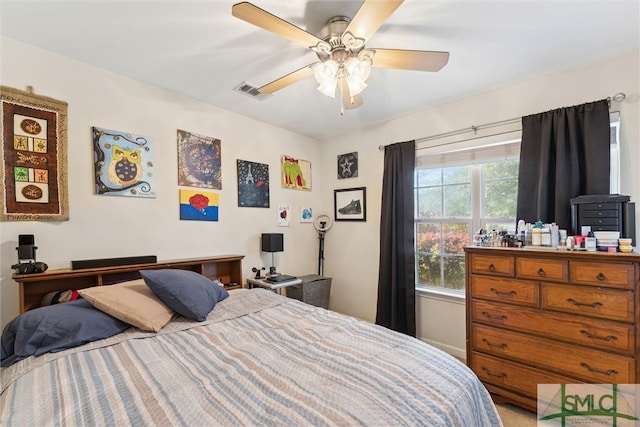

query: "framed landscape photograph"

left=334, top=187, right=366, bottom=221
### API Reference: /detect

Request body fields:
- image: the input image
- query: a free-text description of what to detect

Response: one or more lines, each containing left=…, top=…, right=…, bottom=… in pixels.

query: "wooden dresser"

left=465, top=246, right=640, bottom=411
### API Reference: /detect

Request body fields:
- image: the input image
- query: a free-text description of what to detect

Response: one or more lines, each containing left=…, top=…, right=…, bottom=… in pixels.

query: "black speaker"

left=17, top=234, right=36, bottom=262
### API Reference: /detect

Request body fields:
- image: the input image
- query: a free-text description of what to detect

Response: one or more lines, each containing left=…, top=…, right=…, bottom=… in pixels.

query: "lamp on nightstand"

left=261, top=233, right=283, bottom=276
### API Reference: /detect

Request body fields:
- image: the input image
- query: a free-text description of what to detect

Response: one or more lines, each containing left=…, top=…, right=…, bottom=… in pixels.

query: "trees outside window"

left=415, top=159, right=519, bottom=294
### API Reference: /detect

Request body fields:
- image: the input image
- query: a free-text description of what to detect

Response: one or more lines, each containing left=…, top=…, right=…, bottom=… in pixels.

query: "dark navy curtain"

left=376, top=140, right=416, bottom=337
left=516, top=100, right=610, bottom=231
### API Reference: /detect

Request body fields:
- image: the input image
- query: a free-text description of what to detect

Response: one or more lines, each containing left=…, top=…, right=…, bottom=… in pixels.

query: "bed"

left=1, top=270, right=502, bottom=426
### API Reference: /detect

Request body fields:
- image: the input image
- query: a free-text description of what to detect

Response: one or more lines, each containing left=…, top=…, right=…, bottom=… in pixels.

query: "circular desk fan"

left=313, top=213, right=333, bottom=276
left=232, top=1, right=449, bottom=112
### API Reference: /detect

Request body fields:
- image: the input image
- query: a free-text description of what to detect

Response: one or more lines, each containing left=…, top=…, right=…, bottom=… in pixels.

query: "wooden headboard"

left=12, top=255, right=244, bottom=313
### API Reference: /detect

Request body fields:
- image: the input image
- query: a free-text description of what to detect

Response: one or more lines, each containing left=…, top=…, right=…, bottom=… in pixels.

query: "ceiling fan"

left=232, top=0, right=449, bottom=114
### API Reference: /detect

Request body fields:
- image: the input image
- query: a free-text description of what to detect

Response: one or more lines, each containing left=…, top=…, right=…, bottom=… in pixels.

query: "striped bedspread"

left=1, top=289, right=502, bottom=426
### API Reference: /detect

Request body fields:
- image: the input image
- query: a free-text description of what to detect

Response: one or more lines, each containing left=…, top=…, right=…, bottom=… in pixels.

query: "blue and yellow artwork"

left=93, top=126, right=156, bottom=197
left=179, top=189, right=218, bottom=221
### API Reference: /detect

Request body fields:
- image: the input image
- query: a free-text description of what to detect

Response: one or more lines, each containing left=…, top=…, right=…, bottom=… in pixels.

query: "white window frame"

left=415, top=112, right=621, bottom=299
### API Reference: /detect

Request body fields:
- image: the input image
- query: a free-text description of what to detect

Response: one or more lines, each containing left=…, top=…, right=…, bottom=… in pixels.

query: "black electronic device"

left=252, top=266, right=266, bottom=279
left=17, top=234, right=37, bottom=262
left=266, top=274, right=297, bottom=283
left=11, top=261, right=48, bottom=275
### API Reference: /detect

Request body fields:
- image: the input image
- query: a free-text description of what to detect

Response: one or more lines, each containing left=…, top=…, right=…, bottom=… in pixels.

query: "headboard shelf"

left=13, top=255, right=245, bottom=313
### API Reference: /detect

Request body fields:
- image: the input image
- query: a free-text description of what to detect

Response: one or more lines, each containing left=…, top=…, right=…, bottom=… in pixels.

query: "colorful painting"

left=338, top=152, right=358, bottom=179
left=0, top=85, right=69, bottom=221
left=237, top=159, right=269, bottom=208
left=278, top=205, right=291, bottom=227
left=300, top=205, right=313, bottom=223
left=177, top=129, right=221, bottom=189
left=179, top=189, right=218, bottom=221
left=93, top=127, right=156, bottom=197
left=281, top=155, right=311, bottom=191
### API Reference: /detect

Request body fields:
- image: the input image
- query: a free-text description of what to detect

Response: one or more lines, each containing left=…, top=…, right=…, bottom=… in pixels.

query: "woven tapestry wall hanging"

left=0, top=86, right=69, bottom=221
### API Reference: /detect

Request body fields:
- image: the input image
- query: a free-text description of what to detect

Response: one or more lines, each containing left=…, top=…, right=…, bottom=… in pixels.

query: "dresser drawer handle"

left=481, top=311, right=507, bottom=321
left=580, top=362, right=618, bottom=376
left=537, top=268, right=546, bottom=276
left=482, top=338, right=507, bottom=349
left=579, top=329, right=618, bottom=342
left=567, top=298, right=603, bottom=308
left=488, top=264, right=496, bottom=272
left=596, top=272, right=606, bottom=281
left=482, top=367, right=507, bottom=378
left=489, top=288, right=516, bottom=297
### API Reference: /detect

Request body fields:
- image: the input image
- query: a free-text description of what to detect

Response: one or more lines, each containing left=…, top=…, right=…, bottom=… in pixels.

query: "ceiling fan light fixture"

left=317, top=77, right=338, bottom=98
left=311, top=40, right=332, bottom=56
left=341, top=31, right=365, bottom=51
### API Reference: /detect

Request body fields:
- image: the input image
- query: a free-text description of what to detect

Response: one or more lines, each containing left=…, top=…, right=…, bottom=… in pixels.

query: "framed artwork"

left=93, top=126, right=156, bottom=198
left=0, top=85, right=69, bottom=221
left=177, top=129, right=221, bottom=189
left=334, top=187, right=366, bottom=221
left=237, top=159, right=269, bottom=207
left=277, top=204, right=291, bottom=227
left=337, top=152, right=358, bottom=179
left=300, top=205, right=313, bottom=223
left=179, top=189, right=218, bottom=221
left=281, top=155, right=311, bottom=191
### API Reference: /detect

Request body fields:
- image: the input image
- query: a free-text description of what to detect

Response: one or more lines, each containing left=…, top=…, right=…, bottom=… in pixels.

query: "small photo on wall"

left=281, top=155, right=311, bottom=191
left=177, top=129, right=222, bottom=189
left=179, top=189, right=218, bottom=221
left=337, top=152, right=358, bottom=179
left=278, top=205, right=291, bottom=227
left=300, top=205, right=313, bottom=223
left=93, top=126, right=156, bottom=198
left=237, top=159, right=270, bottom=207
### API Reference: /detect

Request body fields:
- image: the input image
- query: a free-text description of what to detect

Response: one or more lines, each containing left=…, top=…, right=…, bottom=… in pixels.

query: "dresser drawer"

left=582, top=208, right=620, bottom=218
left=471, top=324, right=635, bottom=383
left=583, top=217, right=620, bottom=227
left=470, top=352, right=575, bottom=398
left=580, top=202, right=619, bottom=211
left=570, top=261, right=635, bottom=289
left=541, top=284, right=634, bottom=322
left=471, top=300, right=634, bottom=354
left=516, top=257, right=568, bottom=282
left=470, top=275, right=538, bottom=307
left=470, top=254, right=514, bottom=277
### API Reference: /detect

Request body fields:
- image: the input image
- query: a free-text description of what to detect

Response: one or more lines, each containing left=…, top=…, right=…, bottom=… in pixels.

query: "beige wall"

left=2, top=36, right=638, bottom=361
left=0, top=37, right=326, bottom=328
left=321, top=50, right=640, bottom=358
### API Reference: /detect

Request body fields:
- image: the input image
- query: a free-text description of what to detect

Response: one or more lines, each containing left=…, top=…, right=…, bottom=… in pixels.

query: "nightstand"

left=246, top=276, right=302, bottom=292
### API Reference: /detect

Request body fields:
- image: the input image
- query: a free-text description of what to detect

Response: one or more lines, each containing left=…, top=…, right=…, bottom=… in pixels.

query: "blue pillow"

left=140, top=269, right=229, bottom=321
left=1, top=298, right=130, bottom=367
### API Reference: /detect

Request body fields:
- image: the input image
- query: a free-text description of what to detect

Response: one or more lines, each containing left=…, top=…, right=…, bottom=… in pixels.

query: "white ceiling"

left=1, top=1, right=638, bottom=141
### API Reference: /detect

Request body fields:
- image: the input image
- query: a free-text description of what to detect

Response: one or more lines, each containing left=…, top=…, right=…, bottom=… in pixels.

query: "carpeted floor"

left=495, top=403, right=537, bottom=426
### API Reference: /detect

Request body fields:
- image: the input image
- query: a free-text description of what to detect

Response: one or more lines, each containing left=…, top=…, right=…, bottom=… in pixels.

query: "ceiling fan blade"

left=345, top=0, right=404, bottom=42
left=340, top=81, right=363, bottom=110
left=232, top=2, right=323, bottom=49
left=258, top=64, right=316, bottom=94
left=371, top=49, right=449, bottom=72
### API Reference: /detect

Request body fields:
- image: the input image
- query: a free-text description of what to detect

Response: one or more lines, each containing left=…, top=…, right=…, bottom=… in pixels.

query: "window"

left=415, top=157, right=519, bottom=295
left=415, top=112, right=621, bottom=297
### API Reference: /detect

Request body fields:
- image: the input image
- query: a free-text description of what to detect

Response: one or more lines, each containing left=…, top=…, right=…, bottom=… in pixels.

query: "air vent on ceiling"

left=233, top=82, right=271, bottom=100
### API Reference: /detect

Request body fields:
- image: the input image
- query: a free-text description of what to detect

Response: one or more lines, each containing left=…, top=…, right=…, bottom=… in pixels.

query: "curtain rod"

left=378, top=92, right=626, bottom=151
